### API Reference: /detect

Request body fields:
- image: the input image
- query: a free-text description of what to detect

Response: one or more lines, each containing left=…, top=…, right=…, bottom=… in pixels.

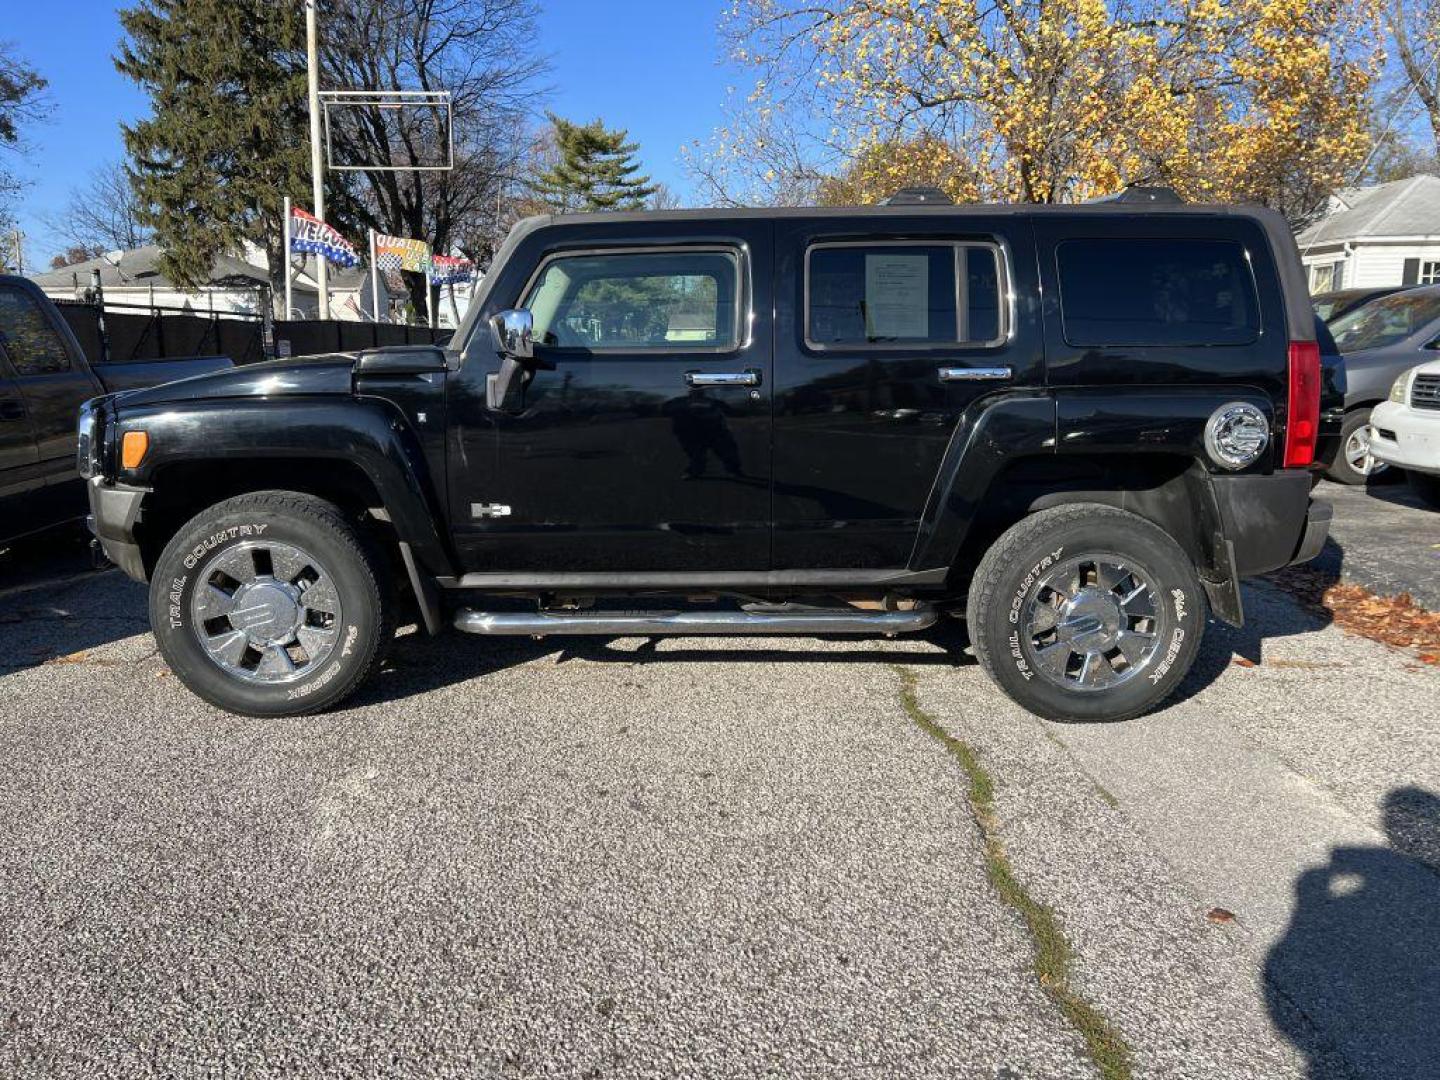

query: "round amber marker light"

left=121, top=431, right=150, bottom=469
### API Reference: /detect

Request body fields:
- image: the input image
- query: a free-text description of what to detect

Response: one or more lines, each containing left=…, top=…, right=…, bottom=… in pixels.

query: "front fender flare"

left=117, top=398, right=456, bottom=579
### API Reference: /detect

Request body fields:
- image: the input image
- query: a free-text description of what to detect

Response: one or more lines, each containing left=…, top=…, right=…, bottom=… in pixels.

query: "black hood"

left=114, top=352, right=359, bottom=408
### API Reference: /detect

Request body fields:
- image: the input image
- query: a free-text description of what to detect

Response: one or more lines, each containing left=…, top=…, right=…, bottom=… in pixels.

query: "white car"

left=1369, top=357, right=1440, bottom=508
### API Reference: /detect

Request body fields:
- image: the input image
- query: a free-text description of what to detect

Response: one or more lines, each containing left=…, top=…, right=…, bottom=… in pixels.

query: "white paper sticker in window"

left=864, top=254, right=929, bottom=339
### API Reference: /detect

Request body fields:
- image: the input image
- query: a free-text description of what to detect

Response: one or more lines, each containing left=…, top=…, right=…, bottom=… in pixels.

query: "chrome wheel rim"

left=189, top=541, right=342, bottom=684
left=1345, top=426, right=1387, bottom=477
left=1020, top=555, right=1165, bottom=692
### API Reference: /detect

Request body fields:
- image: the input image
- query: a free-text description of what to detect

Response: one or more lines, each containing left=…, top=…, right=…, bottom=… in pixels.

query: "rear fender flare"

left=908, top=393, right=1058, bottom=570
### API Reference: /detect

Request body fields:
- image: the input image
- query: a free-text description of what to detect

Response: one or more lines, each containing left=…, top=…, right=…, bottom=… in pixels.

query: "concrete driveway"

left=0, top=528, right=1436, bottom=1079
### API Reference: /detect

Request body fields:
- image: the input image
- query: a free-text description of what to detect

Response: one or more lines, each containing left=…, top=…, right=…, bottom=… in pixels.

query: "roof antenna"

left=1085, top=185, right=1184, bottom=205
left=882, top=186, right=954, bottom=206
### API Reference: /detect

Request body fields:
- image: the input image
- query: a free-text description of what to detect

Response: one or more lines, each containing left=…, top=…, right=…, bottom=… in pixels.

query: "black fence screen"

left=273, top=320, right=451, bottom=358
left=53, top=300, right=450, bottom=369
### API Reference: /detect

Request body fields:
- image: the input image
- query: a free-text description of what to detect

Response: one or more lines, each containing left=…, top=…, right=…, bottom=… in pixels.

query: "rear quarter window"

left=1057, top=238, right=1260, bottom=348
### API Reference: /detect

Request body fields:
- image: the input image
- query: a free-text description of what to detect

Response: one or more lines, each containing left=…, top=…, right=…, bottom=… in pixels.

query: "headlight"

left=1205, top=402, right=1270, bottom=470
left=1390, top=372, right=1411, bottom=403
left=76, top=399, right=100, bottom=480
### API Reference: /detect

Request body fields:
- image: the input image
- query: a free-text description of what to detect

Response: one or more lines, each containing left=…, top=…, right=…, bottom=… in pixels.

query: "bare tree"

left=0, top=41, right=48, bottom=222
left=45, top=161, right=153, bottom=256
left=1389, top=0, right=1440, bottom=158
left=319, top=0, right=548, bottom=314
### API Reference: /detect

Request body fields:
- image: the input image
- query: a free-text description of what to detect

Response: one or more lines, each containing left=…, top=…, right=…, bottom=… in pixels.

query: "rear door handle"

left=0, top=398, right=25, bottom=421
left=938, top=366, right=1012, bottom=383
left=686, top=370, right=761, bottom=388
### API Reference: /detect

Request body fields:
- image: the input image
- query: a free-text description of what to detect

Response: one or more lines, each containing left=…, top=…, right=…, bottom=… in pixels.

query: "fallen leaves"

left=1206, top=907, right=1237, bottom=924
left=43, top=651, right=89, bottom=666
left=1268, top=567, right=1440, bottom=664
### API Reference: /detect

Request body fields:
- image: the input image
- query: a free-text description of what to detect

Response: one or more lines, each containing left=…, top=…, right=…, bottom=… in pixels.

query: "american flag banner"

left=374, top=234, right=432, bottom=274
left=288, top=206, right=360, bottom=268
left=429, top=254, right=475, bottom=285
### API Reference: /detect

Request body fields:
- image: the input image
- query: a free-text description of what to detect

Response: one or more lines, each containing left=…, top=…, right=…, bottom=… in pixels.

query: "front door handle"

left=685, top=370, right=761, bottom=388
left=938, top=366, right=1012, bottom=383
left=0, top=398, right=25, bottom=421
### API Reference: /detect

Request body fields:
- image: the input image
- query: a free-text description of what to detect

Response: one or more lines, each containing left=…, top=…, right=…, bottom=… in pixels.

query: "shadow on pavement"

left=1265, top=787, right=1440, bottom=1080
left=1166, top=540, right=1343, bottom=709
left=0, top=530, right=151, bottom=675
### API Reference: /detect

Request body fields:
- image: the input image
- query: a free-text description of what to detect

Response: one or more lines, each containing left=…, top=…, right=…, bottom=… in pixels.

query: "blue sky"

left=4, top=0, right=738, bottom=264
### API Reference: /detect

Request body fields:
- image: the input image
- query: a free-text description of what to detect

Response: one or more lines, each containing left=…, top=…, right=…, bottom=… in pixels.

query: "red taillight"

left=1284, top=340, right=1321, bottom=467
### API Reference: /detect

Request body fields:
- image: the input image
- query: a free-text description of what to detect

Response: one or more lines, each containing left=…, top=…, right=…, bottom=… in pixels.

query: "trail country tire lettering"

left=182, top=523, right=269, bottom=569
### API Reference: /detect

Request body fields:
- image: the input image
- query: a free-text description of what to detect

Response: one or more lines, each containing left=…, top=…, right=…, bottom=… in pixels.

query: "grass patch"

left=895, top=666, right=1134, bottom=1080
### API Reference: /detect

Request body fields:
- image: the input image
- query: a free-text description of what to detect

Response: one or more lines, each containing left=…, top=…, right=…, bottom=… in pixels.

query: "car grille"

left=1413, top=374, right=1440, bottom=411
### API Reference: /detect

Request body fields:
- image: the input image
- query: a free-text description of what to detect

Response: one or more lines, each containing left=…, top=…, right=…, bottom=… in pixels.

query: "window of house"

left=805, top=243, right=1006, bottom=348
left=522, top=249, right=740, bottom=351
left=0, top=287, right=71, bottom=375
left=1057, top=238, right=1260, bottom=347
left=1422, top=261, right=1440, bottom=285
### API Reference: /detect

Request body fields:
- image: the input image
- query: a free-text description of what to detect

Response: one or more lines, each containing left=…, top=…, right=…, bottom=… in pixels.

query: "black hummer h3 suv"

left=82, top=191, right=1335, bottom=722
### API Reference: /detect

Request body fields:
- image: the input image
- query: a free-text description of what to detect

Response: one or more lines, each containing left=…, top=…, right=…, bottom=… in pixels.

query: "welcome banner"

left=288, top=206, right=360, bottom=269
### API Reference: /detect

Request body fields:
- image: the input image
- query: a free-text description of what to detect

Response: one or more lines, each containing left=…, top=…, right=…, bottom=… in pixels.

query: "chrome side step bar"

left=453, top=606, right=938, bottom=638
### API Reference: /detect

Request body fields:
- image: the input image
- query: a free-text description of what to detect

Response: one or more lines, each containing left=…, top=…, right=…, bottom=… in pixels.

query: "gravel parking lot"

left=1, top=502, right=1437, bottom=1080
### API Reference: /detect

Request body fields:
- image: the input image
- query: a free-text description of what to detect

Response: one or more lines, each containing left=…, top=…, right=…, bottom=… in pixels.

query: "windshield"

left=1329, top=290, right=1440, bottom=352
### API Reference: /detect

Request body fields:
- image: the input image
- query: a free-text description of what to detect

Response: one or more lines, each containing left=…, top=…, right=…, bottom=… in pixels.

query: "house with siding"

left=30, top=242, right=385, bottom=321
left=1296, top=174, right=1440, bottom=293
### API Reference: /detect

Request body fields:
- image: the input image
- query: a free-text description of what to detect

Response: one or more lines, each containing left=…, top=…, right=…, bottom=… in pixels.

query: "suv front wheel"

left=967, top=505, right=1206, bottom=723
left=149, top=491, right=394, bottom=717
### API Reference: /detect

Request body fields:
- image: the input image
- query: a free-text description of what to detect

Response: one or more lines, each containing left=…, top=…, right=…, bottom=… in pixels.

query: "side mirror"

left=491, top=309, right=534, bottom=361
left=1425, top=336, right=1440, bottom=350
left=486, top=308, right=550, bottom=411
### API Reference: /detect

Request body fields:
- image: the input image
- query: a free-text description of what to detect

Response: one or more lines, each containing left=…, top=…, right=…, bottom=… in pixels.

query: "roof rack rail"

left=882, top=186, right=954, bottom=206
left=1085, top=185, right=1185, bottom=205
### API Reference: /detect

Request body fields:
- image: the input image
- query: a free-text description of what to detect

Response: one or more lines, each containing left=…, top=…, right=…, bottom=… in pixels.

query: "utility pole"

left=305, top=0, right=329, bottom=320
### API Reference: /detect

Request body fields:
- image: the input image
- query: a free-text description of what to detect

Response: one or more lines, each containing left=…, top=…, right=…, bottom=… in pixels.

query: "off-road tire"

left=1324, top=408, right=1387, bottom=485
left=967, top=504, right=1207, bottom=723
left=149, top=491, right=394, bottom=717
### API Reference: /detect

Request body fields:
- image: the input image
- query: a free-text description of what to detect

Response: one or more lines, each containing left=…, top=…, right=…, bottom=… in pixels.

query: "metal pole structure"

left=91, top=268, right=111, bottom=365
left=369, top=230, right=382, bottom=323
left=11, top=230, right=21, bottom=274
left=283, top=196, right=293, bottom=319
left=305, top=0, right=329, bottom=320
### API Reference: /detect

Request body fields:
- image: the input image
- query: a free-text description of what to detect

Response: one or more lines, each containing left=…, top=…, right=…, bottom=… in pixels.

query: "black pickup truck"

left=83, top=192, right=1336, bottom=722
left=1, top=275, right=231, bottom=547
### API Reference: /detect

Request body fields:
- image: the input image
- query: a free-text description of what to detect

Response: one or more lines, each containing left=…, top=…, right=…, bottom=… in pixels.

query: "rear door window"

left=0, top=286, right=72, bottom=375
left=1056, top=238, right=1260, bottom=347
left=806, top=243, right=1006, bottom=348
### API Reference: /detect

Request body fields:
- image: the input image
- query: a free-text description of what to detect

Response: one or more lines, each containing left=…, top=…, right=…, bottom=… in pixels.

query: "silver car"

left=1324, top=286, right=1440, bottom=484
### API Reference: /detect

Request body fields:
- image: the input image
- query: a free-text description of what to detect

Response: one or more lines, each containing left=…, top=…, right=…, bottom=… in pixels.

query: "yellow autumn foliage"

left=722, top=0, right=1383, bottom=215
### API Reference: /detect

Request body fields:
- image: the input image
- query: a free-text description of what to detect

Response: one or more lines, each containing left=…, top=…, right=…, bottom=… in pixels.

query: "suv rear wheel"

left=967, top=505, right=1206, bottom=723
left=149, top=491, right=394, bottom=717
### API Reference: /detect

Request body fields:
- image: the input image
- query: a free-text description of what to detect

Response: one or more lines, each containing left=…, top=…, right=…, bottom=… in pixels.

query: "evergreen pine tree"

left=530, top=115, right=657, bottom=213
left=115, top=0, right=315, bottom=296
